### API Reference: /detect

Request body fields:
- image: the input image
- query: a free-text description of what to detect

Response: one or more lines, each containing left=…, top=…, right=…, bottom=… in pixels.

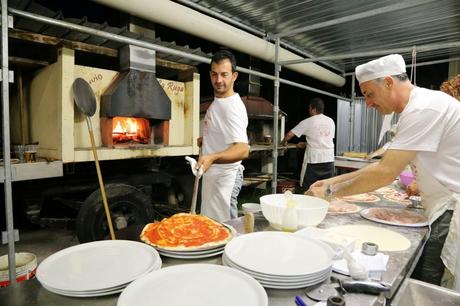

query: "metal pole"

left=271, top=38, right=280, bottom=194
left=2, top=0, right=17, bottom=287
left=278, top=78, right=352, bottom=102
left=8, top=7, right=350, bottom=102
left=350, top=75, right=356, bottom=152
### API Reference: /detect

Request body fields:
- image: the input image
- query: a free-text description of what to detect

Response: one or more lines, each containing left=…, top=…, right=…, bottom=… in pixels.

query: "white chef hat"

left=355, top=54, right=406, bottom=84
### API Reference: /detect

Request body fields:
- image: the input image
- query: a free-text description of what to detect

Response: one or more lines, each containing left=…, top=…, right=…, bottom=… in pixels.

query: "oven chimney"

left=100, top=45, right=171, bottom=120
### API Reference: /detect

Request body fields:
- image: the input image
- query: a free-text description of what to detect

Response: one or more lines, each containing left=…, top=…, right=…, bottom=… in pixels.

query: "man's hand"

left=310, top=179, right=329, bottom=189
left=197, top=137, right=203, bottom=147
left=296, top=142, right=306, bottom=149
left=196, top=154, right=217, bottom=173
left=305, top=185, right=327, bottom=199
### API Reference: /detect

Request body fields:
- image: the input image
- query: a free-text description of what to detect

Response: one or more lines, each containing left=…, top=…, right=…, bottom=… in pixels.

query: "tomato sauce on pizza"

left=140, top=213, right=232, bottom=250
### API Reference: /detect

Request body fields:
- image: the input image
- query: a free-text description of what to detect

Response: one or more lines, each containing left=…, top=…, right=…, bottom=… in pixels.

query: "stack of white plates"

left=222, top=232, right=333, bottom=289
left=118, top=264, right=268, bottom=306
left=156, top=243, right=226, bottom=259
left=154, top=225, right=237, bottom=259
left=36, top=240, right=162, bottom=297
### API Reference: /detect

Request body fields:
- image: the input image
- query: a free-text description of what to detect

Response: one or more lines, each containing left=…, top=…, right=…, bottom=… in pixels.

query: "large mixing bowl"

left=259, top=194, right=329, bottom=230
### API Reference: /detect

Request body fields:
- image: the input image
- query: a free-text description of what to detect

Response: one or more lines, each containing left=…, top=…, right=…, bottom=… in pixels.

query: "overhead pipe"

left=91, top=0, right=345, bottom=87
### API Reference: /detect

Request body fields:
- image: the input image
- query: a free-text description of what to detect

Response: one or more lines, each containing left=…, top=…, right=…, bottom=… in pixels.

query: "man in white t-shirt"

left=307, top=54, right=460, bottom=290
left=281, top=98, right=335, bottom=190
left=196, top=50, right=249, bottom=222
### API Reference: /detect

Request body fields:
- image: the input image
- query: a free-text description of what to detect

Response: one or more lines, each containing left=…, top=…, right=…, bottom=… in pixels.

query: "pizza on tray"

left=328, top=199, right=361, bottom=214
left=338, top=193, right=380, bottom=203
left=372, top=186, right=397, bottom=195
left=362, top=207, right=427, bottom=225
left=382, top=191, right=412, bottom=205
left=140, top=213, right=233, bottom=251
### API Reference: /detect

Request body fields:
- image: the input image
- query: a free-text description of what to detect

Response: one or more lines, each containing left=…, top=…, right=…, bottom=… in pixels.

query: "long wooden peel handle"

left=87, top=117, right=116, bottom=240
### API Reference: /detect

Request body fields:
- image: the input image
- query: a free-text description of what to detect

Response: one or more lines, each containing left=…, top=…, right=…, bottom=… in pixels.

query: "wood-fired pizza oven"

left=100, top=45, right=171, bottom=148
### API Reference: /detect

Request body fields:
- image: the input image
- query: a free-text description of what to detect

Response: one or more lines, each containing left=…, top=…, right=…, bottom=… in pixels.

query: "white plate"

left=37, top=240, right=161, bottom=292
left=42, top=283, right=124, bottom=297
left=256, top=273, right=330, bottom=289
left=222, top=254, right=331, bottom=283
left=223, top=255, right=331, bottom=289
left=157, top=245, right=224, bottom=255
left=360, top=207, right=428, bottom=227
left=222, top=253, right=331, bottom=281
left=42, top=257, right=162, bottom=295
left=158, top=249, right=224, bottom=259
left=224, top=232, right=333, bottom=277
left=117, top=264, right=268, bottom=306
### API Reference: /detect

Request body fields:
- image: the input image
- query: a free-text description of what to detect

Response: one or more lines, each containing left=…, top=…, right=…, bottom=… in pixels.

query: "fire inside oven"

left=111, top=117, right=150, bottom=145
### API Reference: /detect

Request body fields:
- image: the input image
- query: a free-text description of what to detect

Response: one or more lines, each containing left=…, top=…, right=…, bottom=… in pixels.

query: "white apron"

left=299, top=146, right=309, bottom=187
left=415, top=161, right=460, bottom=291
left=201, top=164, right=244, bottom=222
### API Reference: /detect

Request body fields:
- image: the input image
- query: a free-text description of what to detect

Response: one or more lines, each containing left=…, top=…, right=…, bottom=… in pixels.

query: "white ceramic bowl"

left=242, top=203, right=262, bottom=213
left=259, top=194, right=329, bottom=229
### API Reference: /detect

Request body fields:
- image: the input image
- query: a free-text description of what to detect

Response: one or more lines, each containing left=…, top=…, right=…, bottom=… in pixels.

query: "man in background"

left=281, top=98, right=335, bottom=191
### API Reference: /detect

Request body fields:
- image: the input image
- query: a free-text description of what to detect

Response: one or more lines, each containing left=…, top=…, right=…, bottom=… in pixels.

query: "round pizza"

left=328, top=199, right=361, bottom=214
left=372, top=186, right=397, bottom=195
left=339, top=193, right=380, bottom=203
left=382, top=191, right=412, bottom=205
left=140, top=213, right=233, bottom=251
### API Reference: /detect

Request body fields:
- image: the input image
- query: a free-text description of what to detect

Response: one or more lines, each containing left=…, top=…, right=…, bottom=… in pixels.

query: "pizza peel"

left=73, top=78, right=116, bottom=240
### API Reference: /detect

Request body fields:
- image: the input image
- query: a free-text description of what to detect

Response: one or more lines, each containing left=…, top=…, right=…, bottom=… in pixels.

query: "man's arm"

left=308, top=149, right=416, bottom=199
left=281, top=131, right=296, bottom=146
left=197, top=142, right=249, bottom=172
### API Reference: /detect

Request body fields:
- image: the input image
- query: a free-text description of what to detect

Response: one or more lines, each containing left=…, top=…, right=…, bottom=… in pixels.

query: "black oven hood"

left=100, top=45, right=171, bottom=120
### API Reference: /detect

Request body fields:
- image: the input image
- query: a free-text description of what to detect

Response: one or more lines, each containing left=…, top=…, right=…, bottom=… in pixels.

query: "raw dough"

left=325, top=224, right=411, bottom=252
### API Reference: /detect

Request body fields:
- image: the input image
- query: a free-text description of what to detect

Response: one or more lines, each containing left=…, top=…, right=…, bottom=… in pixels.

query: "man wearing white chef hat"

left=307, top=54, right=460, bottom=290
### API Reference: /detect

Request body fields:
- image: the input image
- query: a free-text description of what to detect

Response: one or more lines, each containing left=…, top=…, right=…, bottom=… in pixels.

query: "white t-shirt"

left=291, top=113, right=335, bottom=163
left=202, top=93, right=248, bottom=169
left=389, top=87, right=460, bottom=193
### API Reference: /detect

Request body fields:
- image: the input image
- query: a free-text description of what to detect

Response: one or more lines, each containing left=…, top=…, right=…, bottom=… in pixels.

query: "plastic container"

left=281, top=191, right=298, bottom=232
left=399, top=171, right=416, bottom=188
left=0, top=252, right=37, bottom=287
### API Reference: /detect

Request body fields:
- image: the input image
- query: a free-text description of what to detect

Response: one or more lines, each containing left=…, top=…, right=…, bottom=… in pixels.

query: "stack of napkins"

left=333, top=250, right=389, bottom=280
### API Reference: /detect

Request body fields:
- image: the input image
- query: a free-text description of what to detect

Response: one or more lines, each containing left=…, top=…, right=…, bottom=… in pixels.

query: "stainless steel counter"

left=0, top=198, right=428, bottom=306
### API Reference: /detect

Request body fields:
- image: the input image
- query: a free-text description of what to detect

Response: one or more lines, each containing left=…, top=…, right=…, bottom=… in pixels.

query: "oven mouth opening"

left=111, top=117, right=150, bottom=145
